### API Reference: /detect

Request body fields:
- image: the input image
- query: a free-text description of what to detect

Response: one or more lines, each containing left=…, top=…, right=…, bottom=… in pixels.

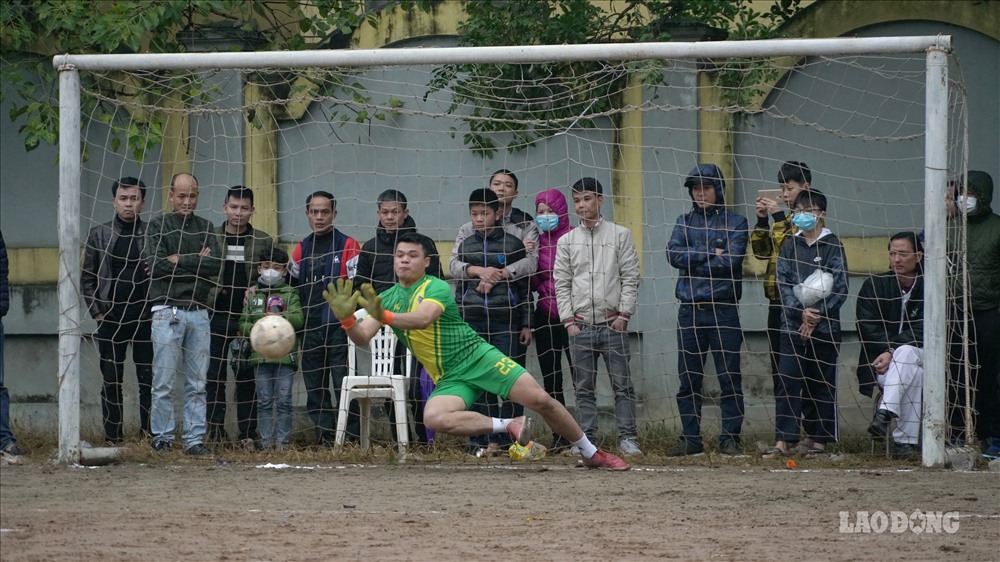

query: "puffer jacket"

left=451, top=206, right=539, bottom=281
left=776, top=228, right=849, bottom=338
left=554, top=218, right=640, bottom=325
left=238, top=282, right=305, bottom=366
left=144, top=212, right=222, bottom=308
left=667, top=167, right=748, bottom=304
left=454, top=225, right=530, bottom=327
left=531, top=189, right=572, bottom=321
left=82, top=216, right=149, bottom=319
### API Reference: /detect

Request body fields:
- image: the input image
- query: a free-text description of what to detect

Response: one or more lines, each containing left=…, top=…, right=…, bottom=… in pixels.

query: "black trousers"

left=206, top=315, right=257, bottom=441
left=533, top=308, right=571, bottom=406
left=301, top=323, right=358, bottom=443
left=96, top=314, right=152, bottom=442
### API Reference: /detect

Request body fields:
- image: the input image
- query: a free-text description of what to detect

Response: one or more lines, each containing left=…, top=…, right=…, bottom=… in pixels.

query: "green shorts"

left=429, top=343, right=526, bottom=408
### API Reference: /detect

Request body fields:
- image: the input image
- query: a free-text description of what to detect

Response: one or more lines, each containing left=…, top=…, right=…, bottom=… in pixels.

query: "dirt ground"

left=1, top=449, right=997, bottom=562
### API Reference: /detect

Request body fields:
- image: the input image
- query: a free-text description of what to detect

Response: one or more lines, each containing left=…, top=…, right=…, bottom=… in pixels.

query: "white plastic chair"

left=336, top=319, right=414, bottom=455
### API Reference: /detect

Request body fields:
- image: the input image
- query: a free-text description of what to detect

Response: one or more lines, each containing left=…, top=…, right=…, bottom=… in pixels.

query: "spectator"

left=856, top=232, right=925, bottom=460
left=0, top=230, right=24, bottom=462
left=206, top=186, right=274, bottom=450
left=453, top=188, right=530, bottom=455
left=764, top=189, right=848, bottom=458
left=355, top=188, right=442, bottom=444
left=290, top=191, right=361, bottom=446
left=144, top=173, right=222, bottom=455
left=239, top=246, right=303, bottom=451
left=81, top=177, right=153, bottom=444
left=554, top=177, right=642, bottom=456
left=751, top=161, right=812, bottom=375
left=531, top=188, right=574, bottom=452
left=666, top=164, right=748, bottom=456
left=952, top=171, right=1000, bottom=456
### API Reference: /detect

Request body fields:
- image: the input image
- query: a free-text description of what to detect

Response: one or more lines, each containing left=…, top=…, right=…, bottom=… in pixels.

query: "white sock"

left=572, top=435, right=598, bottom=459
left=491, top=418, right=511, bottom=433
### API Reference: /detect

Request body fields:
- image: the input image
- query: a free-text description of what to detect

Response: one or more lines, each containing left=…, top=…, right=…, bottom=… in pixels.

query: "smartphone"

left=757, top=188, right=782, bottom=202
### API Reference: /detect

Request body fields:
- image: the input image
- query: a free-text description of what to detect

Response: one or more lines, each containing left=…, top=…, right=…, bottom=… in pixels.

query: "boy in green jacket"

left=240, top=247, right=304, bottom=450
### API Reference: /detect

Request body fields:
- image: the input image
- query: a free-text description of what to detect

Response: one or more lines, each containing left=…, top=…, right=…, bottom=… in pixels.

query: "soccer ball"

left=249, top=315, right=295, bottom=360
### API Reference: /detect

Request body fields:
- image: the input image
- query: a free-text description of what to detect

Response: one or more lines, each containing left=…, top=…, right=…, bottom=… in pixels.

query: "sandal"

left=761, top=447, right=787, bottom=459
left=803, top=447, right=828, bottom=458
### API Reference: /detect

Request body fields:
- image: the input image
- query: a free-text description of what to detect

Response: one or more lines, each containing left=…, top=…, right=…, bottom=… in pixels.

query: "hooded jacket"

left=776, top=228, right=849, bottom=339
left=451, top=206, right=539, bottom=281
left=667, top=164, right=749, bottom=304
left=355, top=215, right=442, bottom=294
left=960, top=171, right=1000, bottom=312
left=855, top=271, right=925, bottom=397
left=531, top=189, right=573, bottom=321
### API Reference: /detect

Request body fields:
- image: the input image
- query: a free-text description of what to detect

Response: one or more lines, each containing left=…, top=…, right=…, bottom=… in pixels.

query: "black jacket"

left=355, top=215, right=442, bottom=294
left=82, top=216, right=148, bottom=319
left=855, top=272, right=924, bottom=397
left=454, top=226, right=529, bottom=327
left=0, top=230, right=8, bottom=318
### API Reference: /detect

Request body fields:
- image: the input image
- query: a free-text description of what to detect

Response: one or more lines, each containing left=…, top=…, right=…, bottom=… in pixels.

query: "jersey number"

left=493, top=358, right=517, bottom=376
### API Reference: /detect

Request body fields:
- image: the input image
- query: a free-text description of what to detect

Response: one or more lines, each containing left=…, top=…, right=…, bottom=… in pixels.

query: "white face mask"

left=258, top=268, right=284, bottom=286
left=956, top=195, right=977, bottom=212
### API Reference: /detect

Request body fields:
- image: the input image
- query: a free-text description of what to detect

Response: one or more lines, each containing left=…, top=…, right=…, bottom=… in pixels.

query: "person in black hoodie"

left=764, top=189, right=848, bottom=458
left=856, top=232, right=925, bottom=460
left=355, top=189, right=442, bottom=444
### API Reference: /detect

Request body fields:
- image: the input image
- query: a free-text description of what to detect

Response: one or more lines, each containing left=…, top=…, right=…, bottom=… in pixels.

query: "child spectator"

left=453, top=188, right=530, bottom=455
left=765, top=189, right=848, bottom=458
left=240, top=247, right=304, bottom=451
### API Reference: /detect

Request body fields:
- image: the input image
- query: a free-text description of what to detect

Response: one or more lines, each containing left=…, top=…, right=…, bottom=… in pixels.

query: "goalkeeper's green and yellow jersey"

left=379, top=275, right=489, bottom=384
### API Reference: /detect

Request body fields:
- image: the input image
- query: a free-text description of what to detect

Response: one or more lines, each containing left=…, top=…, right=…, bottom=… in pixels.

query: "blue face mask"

left=535, top=214, right=560, bottom=232
left=792, top=211, right=818, bottom=231
left=956, top=195, right=977, bottom=212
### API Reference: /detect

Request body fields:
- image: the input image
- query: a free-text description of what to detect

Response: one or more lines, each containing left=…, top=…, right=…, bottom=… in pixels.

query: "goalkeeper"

left=323, top=232, right=628, bottom=470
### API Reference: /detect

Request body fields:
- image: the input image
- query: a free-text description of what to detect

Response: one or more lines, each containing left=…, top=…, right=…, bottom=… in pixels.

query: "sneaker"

left=666, top=440, right=705, bottom=457
left=619, top=438, right=643, bottom=456
left=566, top=445, right=582, bottom=457
left=185, top=444, right=211, bottom=456
left=2, top=443, right=25, bottom=457
left=152, top=440, right=172, bottom=453
left=506, top=416, right=534, bottom=446
left=868, top=409, right=894, bottom=437
left=718, top=440, right=744, bottom=456
left=582, top=449, right=629, bottom=471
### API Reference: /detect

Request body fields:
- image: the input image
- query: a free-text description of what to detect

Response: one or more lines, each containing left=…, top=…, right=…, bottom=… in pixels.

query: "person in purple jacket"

left=531, top=189, right=574, bottom=452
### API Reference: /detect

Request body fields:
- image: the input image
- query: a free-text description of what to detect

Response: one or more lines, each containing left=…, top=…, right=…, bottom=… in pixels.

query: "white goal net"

left=53, top=37, right=971, bottom=466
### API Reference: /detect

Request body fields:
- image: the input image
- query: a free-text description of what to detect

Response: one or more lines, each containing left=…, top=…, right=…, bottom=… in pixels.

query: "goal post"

left=53, top=36, right=955, bottom=466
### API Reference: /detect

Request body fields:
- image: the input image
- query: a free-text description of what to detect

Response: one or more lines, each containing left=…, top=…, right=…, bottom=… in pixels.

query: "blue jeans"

left=0, top=319, right=16, bottom=450
left=569, top=323, right=637, bottom=441
left=150, top=308, right=211, bottom=449
left=676, top=303, right=744, bottom=446
left=256, top=363, right=294, bottom=448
